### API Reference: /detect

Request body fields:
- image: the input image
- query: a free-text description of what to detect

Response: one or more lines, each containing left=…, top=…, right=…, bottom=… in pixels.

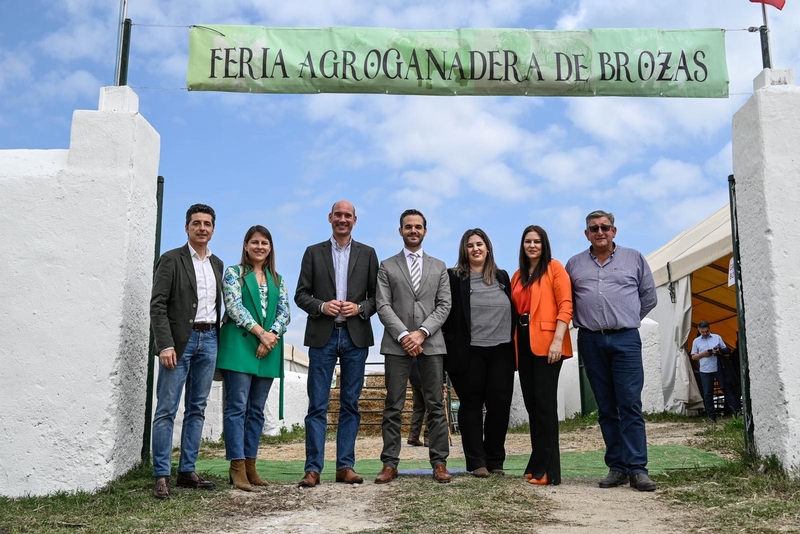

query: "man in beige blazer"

left=375, top=209, right=452, bottom=484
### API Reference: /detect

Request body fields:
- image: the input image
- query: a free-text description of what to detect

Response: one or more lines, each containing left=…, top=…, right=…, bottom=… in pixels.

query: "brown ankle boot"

left=245, top=458, right=268, bottom=486
left=229, top=459, right=253, bottom=491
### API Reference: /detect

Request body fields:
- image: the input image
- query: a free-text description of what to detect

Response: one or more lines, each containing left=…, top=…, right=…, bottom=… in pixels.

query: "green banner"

left=187, top=26, right=729, bottom=98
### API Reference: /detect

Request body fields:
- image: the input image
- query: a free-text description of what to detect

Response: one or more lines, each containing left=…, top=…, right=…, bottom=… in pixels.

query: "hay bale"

left=327, top=371, right=417, bottom=436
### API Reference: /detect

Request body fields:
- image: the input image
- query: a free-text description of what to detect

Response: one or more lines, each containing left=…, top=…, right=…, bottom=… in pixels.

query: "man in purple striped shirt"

left=565, top=210, right=658, bottom=492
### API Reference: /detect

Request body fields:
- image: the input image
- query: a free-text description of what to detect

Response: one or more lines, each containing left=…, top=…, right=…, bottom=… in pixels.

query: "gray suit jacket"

left=150, top=244, right=224, bottom=359
left=295, top=239, right=378, bottom=348
left=376, top=251, right=452, bottom=356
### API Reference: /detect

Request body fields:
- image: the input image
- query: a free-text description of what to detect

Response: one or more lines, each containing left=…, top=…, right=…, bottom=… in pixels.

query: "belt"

left=518, top=313, right=530, bottom=327
left=334, top=321, right=348, bottom=329
left=192, top=322, right=217, bottom=331
left=580, top=327, right=631, bottom=335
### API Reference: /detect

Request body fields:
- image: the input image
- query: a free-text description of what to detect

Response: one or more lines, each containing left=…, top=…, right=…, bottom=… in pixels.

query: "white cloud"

left=35, top=70, right=103, bottom=101
left=39, top=23, right=115, bottom=64
left=704, top=141, right=733, bottom=179
left=0, top=48, right=33, bottom=92
left=619, top=158, right=708, bottom=201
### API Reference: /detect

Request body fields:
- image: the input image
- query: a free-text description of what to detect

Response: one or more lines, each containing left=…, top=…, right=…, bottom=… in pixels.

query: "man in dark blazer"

left=150, top=204, right=223, bottom=500
left=375, top=209, right=452, bottom=484
left=295, top=200, right=379, bottom=487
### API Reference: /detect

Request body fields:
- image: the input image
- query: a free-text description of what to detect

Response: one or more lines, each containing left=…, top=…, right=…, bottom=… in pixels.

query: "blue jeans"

left=221, top=370, right=274, bottom=460
left=304, top=328, right=367, bottom=473
left=578, top=329, right=648, bottom=475
left=152, top=329, right=218, bottom=477
left=699, top=371, right=740, bottom=421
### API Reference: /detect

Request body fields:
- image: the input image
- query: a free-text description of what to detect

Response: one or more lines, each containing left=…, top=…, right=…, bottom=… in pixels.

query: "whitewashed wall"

left=0, top=87, right=160, bottom=498
left=732, top=69, right=800, bottom=475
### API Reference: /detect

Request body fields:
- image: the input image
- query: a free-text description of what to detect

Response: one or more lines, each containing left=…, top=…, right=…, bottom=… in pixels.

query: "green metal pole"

left=728, top=174, right=755, bottom=457
left=117, top=18, right=132, bottom=86
left=142, top=176, right=165, bottom=464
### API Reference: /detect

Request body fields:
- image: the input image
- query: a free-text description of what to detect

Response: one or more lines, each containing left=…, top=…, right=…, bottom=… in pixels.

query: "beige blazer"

left=376, top=251, right=452, bottom=356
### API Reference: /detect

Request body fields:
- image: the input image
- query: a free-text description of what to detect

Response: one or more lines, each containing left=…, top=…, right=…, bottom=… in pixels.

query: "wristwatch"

left=357, top=304, right=364, bottom=315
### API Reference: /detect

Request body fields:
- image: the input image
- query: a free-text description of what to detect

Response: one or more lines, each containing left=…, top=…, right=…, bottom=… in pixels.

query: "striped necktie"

left=410, top=253, right=421, bottom=293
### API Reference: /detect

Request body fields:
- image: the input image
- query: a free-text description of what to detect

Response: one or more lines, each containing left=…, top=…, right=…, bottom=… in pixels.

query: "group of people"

left=148, top=201, right=661, bottom=500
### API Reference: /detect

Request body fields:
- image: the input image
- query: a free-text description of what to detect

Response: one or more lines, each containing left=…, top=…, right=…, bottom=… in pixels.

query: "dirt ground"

left=211, top=422, right=706, bottom=533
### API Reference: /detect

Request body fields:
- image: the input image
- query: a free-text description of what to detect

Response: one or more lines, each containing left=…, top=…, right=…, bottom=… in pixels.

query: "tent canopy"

left=648, top=205, right=732, bottom=287
left=647, top=205, right=737, bottom=346
left=646, top=205, right=737, bottom=414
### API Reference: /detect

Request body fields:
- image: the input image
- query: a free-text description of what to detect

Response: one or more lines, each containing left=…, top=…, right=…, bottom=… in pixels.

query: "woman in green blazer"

left=217, top=225, right=290, bottom=491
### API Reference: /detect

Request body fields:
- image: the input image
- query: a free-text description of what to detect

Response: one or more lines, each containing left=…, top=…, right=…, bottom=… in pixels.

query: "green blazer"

left=217, top=267, right=285, bottom=417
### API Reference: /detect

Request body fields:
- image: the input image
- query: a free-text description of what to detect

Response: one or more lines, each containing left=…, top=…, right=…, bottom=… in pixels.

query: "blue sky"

left=2, top=0, right=798, bottom=357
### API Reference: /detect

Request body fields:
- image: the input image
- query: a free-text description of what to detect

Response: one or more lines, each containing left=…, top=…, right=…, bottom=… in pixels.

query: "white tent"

left=646, top=205, right=738, bottom=414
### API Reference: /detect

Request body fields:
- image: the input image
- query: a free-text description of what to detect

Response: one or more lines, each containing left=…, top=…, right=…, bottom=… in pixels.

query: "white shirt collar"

left=187, top=243, right=212, bottom=260
left=404, top=248, right=423, bottom=258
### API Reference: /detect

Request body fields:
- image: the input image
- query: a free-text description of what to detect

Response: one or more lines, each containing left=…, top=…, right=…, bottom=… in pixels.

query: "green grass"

left=655, top=418, right=800, bottom=534
left=0, top=464, right=230, bottom=534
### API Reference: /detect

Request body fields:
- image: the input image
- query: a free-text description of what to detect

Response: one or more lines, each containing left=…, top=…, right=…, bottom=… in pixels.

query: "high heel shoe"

left=528, top=474, right=548, bottom=485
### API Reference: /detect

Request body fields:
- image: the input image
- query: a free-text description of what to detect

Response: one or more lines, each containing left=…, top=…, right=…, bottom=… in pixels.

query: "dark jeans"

left=517, top=328, right=563, bottom=483
left=448, top=343, right=515, bottom=472
left=304, top=328, right=368, bottom=473
left=578, top=328, right=648, bottom=475
left=699, top=371, right=741, bottom=421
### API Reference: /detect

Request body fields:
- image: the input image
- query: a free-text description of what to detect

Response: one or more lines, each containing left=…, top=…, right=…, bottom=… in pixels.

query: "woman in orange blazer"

left=511, top=224, right=573, bottom=485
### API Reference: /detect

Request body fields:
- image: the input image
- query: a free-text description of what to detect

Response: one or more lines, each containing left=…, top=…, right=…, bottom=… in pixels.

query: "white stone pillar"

left=732, top=69, right=800, bottom=475
left=0, top=86, right=160, bottom=497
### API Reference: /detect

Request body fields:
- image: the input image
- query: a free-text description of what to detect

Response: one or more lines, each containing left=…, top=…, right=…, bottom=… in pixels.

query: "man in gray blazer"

left=375, top=209, right=453, bottom=484
left=295, top=200, right=379, bottom=487
left=150, top=204, right=223, bottom=499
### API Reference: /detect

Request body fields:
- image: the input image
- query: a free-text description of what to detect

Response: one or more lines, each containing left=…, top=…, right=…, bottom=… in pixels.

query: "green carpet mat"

left=195, top=445, right=726, bottom=483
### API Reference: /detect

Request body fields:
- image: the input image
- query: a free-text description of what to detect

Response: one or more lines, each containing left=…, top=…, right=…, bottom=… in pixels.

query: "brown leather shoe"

left=153, top=477, right=170, bottom=500
left=335, top=467, right=364, bottom=484
left=374, top=466, right=398, bottom=484
left=433, top=464, right=452, bottom=483
left=472, top=467, right=490, bottom=478
left=298, top=471, right=321, bottom=488
left=176, top=471, right=215, bottom=490
left=407, top=436, right=424, bottom=447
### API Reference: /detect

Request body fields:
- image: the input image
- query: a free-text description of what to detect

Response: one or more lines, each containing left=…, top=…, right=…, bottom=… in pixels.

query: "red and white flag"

left=750, top=0, right=786, bottom=10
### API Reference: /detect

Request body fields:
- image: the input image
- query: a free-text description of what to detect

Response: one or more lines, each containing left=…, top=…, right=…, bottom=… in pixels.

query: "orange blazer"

left=511, top=259, right=573, bottom=360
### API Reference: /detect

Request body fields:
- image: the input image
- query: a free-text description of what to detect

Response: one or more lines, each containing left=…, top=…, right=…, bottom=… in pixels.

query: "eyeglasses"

left=587, top=224, right=613, bottom=233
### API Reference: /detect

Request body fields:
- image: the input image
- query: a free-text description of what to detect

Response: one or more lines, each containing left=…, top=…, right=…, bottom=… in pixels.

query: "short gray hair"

left=585, top=210, right=615, bottom=228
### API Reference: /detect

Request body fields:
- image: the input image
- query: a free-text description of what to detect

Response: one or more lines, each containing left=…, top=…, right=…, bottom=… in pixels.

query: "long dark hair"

left=240, top=225, right=278, bottom=283
left=453, top=228, right=498, bottom=285
left=518, top=225, right=552, bottom=287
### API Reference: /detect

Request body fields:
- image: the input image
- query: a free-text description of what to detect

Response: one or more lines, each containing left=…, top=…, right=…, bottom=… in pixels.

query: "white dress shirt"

left=189, top=243, right=217, bottom=323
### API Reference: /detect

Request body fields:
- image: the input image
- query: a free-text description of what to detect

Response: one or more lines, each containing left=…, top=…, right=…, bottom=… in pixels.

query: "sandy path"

left=215, top=421, right=706, bottom=533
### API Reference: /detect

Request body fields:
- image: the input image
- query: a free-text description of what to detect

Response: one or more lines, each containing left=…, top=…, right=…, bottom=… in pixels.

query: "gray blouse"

left=469, top=272, right=512, bottom=347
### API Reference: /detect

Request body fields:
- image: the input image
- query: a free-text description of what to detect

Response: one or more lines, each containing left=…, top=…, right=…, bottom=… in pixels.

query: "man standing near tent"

left=566, top=210, right=658, bottom=492
left=691, top=320, right=741, bottom=423
left=295, top=200, right=379, bottom=487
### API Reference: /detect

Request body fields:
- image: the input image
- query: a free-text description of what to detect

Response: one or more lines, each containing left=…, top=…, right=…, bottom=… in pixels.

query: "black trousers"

left=517, top=325, right=563, bottom=484
left=448, top=343, right=515, bottom=472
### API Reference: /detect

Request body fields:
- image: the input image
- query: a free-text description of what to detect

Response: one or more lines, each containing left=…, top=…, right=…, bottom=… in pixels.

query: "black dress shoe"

left=598, top=470, right=629, bottom=488
left=176, top=471, right=216, bottom=490
left=629, top=473, right=657, bottom=492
